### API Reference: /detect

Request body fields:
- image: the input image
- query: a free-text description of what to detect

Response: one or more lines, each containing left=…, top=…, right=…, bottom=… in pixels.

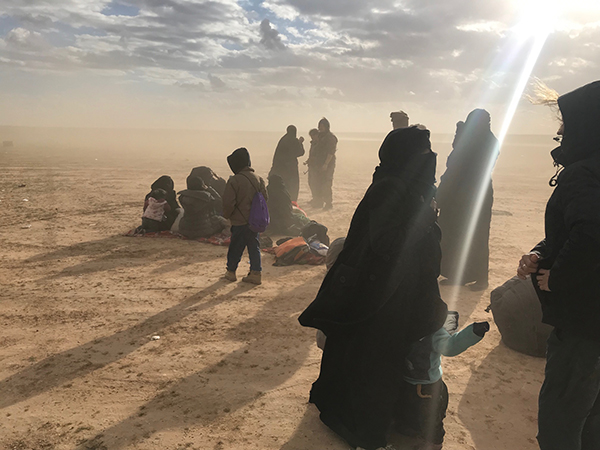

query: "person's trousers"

left=395, top=379, right=448, bottom=445
left=226, top=225, right=261, bottom=272
left=538, top=328, right=600, bottom=450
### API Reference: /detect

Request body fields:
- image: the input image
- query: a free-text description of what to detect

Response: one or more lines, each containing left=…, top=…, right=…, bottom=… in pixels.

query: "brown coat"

left=222, top=168, right=268, bottom=226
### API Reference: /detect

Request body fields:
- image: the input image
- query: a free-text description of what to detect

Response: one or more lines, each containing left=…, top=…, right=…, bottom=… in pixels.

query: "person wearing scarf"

left=436, top=109, right=499, bottom=291
left=178, top=175, right=227, bottom=239
left=298, top=126, right=448, bottom=450
left=144, top=175, right=181, bottom=231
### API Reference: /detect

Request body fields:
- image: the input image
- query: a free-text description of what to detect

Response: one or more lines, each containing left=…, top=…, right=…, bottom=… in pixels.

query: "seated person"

left=178, top=175, right=228, bottom=239
left=189, top=166, right=227, bottom=199
left=142, top=188, right=171, bottom=232
left=266, top=174, right=308, bottom=235
left=145, top=175, right=180, bottom=231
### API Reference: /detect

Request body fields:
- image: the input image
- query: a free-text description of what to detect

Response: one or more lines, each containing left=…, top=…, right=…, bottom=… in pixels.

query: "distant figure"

left=142, top=189, right=171, bottom=232
left=304, top=128, right=320, bottom=202
left=299, top=126, right=448, bottom=450
left=222, top=148, right=268, bottom=285
left=436, top=109, right=498, bottom=291
left=178, top=175, right=228, bottom=239
left=189, top=166, right=227, bottom=199
left=144, top=175, right=180, bottom=231
left=391, top=110, right=409, bottom=129
left=307, top=118, right=338, bottom=210
left=269, top=125, right=305, bottom=202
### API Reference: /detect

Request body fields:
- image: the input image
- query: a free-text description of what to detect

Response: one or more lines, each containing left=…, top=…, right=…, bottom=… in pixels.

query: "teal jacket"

left=404, top=323, right=483, bottom=385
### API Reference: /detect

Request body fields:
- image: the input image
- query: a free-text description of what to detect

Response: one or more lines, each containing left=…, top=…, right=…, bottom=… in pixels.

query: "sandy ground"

left=0, top=131, right=556, bottom=450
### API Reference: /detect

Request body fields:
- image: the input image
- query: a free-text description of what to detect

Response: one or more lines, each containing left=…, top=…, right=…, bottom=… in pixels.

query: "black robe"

left=266, top=175, right=296, bottom=235
left=145, top=175, right=180, bottom=231
left=436, top=112, right=498, bottom=284
left=299, top=127, right=448, bottom=450
left=269, top=133, right=305, bottom=202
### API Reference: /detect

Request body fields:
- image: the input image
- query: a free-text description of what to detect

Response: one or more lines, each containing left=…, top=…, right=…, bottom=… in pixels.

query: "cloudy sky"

left=1, top=0, right=599, bottom=133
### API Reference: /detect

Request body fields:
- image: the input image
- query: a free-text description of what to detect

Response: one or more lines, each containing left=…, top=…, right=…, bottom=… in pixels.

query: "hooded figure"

left=269, top=125, right=305, bottom=202
left=266, top=174, right=297, bottom=235
left=436, top=109, right=498, bottom=290
left=144, top=175, right=180, bottom=231
left=298, top=126, right=448, bottom=450
left=519, top=80, right=600, bottom=450
left=189, top=166, right=227, bottom=199
left=222, top=148, right=268, bottom=285
left=178, top=175, right=227, bottom=239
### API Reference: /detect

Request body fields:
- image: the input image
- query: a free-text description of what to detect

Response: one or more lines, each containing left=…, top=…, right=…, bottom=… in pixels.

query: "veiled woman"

left=436, top=109, right=498, bottom=290
left=298, top=126, right=448, bottom=450
left=145, top=175, right=180, bottom=231
left=178, top=175, right=227, bottom=239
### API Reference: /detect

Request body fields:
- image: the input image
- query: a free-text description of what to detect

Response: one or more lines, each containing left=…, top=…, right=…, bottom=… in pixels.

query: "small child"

left=222, top=147, right=268, bottom=285
left=396, top=313, right=490, bottom=450
left=142, top=188, right=171, bottom=232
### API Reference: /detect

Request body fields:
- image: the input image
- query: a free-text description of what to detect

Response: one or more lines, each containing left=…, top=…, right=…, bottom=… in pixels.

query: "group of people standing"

left=298, top=79, right=600, bottom=450
left=269, top=117, right=338, bottom=210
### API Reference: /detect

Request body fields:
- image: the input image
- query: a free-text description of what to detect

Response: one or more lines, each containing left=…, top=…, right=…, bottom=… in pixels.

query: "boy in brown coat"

left=222, top=147, right=268, bottom=284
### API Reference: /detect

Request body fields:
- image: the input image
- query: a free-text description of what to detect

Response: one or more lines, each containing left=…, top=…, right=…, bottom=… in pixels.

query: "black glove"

left=472, top=321, right=490, bottom=337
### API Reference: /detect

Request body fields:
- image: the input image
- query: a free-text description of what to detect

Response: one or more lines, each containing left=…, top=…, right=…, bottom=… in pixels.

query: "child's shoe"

left=242, top=270, right=262, bottom=285
left=224, top=270, right=237, bottom=282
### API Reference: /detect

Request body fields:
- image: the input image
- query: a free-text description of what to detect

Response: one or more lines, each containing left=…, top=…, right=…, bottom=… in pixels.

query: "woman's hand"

left=517, top=253, right=539, bottom=280
left=537, top=269, right=551, bottom=291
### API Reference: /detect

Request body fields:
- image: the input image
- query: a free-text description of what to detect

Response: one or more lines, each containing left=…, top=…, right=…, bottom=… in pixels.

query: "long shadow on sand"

left=75, top=275, right=322, bottom=450
left=458, top=344, right=545, bottom=450
left=25, top=235, right=224, bottom=280
left=0, top=280, right=251, bottom=410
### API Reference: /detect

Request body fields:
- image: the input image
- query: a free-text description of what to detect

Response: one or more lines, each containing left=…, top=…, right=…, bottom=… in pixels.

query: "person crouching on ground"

left=222, top=147, right=268, bottom=285
left=142, top=188, right=171, bottom=232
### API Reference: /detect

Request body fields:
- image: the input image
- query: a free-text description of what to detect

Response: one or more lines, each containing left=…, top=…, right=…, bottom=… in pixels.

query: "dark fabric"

left=298, top=127, right=448, bottom=450
left=395, top=380, right=448, bottom=445
left=227, top=225, right=261, bottom=272
left=266, top=175, right=296, bottom=235
left=145, top=175, right=180, bottom=231
left=530, top=81, right=600, bottom=342
left=308, top=131, right=337, bottom=206
left=551, top=80, right=600, bottom=167
left=141, top=217, right=162, bottom=233
left=178, top=184, right=226, bottom=239
left=227, top=148, right=251, bottom=175
left=301, top=220, right=330, bottom=246
left=436, top=110, right=498, bottom=284
left=189, top=166, right=227, bottom=198
left=537, top=329, right=600, bottom=450
left=269, top=131, right=305, bottom=202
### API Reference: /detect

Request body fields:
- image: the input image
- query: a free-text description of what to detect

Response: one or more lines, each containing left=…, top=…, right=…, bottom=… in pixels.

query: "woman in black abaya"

left=298, top=126, right=448, bottom=450
left=436, top=109, right=498, bottom=290
left=145, top=175, right=180, bottom=231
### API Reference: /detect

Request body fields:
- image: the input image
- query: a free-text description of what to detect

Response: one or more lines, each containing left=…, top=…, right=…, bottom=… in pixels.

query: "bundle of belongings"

left=265, top=221, right=331, bottom=266
left=488, top=276, right=553, bottom=357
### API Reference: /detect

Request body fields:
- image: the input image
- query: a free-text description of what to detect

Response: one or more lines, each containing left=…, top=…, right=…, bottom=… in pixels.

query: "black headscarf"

left=227, top=147, right=251, bottom=174
left=373, top=125, right=437, bottom=200
left=186, top=175, right=206, bottom=191
left=151, top=175, right=175, bottom=192
left=552, top=80, right=600, bottom=167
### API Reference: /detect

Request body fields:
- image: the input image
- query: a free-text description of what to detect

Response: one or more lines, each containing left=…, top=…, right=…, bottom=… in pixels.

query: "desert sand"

left=0, top=128, right=555, bottom=450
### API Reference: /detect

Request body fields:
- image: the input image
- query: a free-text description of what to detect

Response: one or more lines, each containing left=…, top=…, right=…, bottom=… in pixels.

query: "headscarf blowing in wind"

left=298, top=126, right=448, bottom=450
